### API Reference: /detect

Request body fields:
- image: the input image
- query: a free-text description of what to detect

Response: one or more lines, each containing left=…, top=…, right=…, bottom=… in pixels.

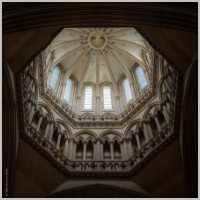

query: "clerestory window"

left=64, top=78, right=73, bottom=104
left=122, top=78, right=132, bottom=103
left=84, top=85, right=93, bottom=109
left=135, top=66, right=148, bottom=90
left=49, top=66, right=61, bottom=90
left=103, top=85, right=112, bottom=109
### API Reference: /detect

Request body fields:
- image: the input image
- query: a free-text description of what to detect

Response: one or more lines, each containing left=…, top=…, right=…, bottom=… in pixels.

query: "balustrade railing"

left=41, top=86, right=153, bottom=124
left=19, top=53, right=178, bottom=175
left=24, top=121, right=172, bottom=173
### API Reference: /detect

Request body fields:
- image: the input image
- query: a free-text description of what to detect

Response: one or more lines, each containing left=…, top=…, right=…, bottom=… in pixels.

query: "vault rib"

left=49, top=43, right=89, bottom=72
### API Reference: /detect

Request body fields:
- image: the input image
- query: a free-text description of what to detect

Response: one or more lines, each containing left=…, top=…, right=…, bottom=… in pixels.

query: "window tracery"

left=122, top=78, right=132, bottom=103
left=103, top=85, right=112, bottom=109
left=49, top=66, right=61, bottom=90
left=135, top=66, right=148, bottom=90
left=84, top=85, right=94, bottom=110
left=64, top=78, right=73, bottom=104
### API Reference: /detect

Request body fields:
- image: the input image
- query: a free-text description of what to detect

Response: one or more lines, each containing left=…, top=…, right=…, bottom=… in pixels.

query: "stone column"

left=59, top=82, right=66, bottom=99
left=123, top=140, right=128, bottom=160
left=56, top=133, right=62, bottom=150
left=164, top=79, right=171, bottom=92
left=83, top=142, right=87, bottom=160
left=48, top=123, right=54, bottom=142
left=129, top=82, right=135, bottom=100
left=63, top=139, right=69, bottom=157
left=93, top=141, right=97, bottom=160
left=26, top=76, right=30, bottom=86
left=110, top=142, right=114, bottom=161
left=44, top=123, right=50, bottom=139
left=147, top=123, right=153, bottom=139
left=28, top=106, right=36, bottom=124
left=96, top=96, right=100, bottom=115
left=76, top=96, right=81, bottom=115
left=167, top=75, right=173, bottom=86
left=95, top=140, right=100, bottom=160
left=72, top=141, right=77, bottom=160
left=92, top=142, right=95, bottom=160
left=162, top=106, right=169, bottom=124
left=69, top=140, right=76, bottom=160
left=135, top=133, right=141, bottom=150
left=166, top=101, right=170, bottom=113
left=97, top=140, right=100, bottom=160
left=27, top=90, right=32, bottom=101
left=115, top=96, right=121, bottom=114
left=27, top=79, right=34, bottom=92
left=142, top=123, right=149, bottom=143
left=66, top=139, right=72, bottom=159
left=100, top=142, right=104, bottom=160
left=72, top=84, right=77, bottom=111
left=127, top=139, right=133, bottom=158
left=166, top=92, right=171, bottom=101
left=120, top=143, right=125, bottom=160
left=36, top=115, right=43, bottom=132
left=155, top=115, right=162, bottom=132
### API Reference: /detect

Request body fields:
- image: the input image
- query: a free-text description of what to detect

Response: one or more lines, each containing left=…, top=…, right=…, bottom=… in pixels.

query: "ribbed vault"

left=46, top=28, right=151, bottom=85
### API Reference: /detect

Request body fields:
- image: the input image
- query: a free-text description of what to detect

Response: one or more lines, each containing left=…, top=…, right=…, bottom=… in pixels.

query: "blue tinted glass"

left=136, top=67, right=148, bottom=89
left=50, top=67, right=60, bottom=89
left=123, top=78, right=132, bottom=103
left=64, top=79, right=73, bottom=103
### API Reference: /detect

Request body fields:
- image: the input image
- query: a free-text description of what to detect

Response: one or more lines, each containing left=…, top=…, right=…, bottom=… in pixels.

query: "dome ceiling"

left=17, top=26, right=181, bottom=178
left=48, top=28, right=150, bottom=84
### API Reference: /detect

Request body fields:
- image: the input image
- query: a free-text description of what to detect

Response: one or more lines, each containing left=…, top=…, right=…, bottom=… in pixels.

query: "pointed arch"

left=100, top=130, right=123, bottom=140
left=37, top=102, right=54, bottom=120
left=142, top=102, right=160, bottom=121
left=74, top=130, right=97, bottom=141
left=124, top=119, right=142, bottom=138
left=54, top=119, right=73, bottom=139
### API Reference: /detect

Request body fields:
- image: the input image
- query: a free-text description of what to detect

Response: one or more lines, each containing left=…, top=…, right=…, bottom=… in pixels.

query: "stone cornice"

left=20, top=122, right=177, bottom=177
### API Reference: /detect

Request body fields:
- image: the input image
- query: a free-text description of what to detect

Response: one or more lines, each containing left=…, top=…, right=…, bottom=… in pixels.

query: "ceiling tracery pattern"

left=47, top=28, right=151, bottom=86
left=43, top=28, right=154, bottom=117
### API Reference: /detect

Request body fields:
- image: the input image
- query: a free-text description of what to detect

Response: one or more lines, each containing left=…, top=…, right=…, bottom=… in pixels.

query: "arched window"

left=84, top=85, right=93, bottom=109
left=64, top=78, right=73, bottom=103
left=135, top=66, right=148, bottom=90
left=122, top=78, right=132, bottom=103
left=103, top=85, right=112, bottom=109
left=49, top=66, right=61, bottom=90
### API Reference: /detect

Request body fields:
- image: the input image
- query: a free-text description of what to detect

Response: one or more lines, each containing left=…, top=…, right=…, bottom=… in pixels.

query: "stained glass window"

left=103, top=85, right=112, bottom=109
left=136, top=66, right=148, bottom=89
left=84, top=85, right=93, bottom=109
left=50, top=66, right=61, bottom=90
left=123, top=78, right=132, bottom=103
left=64, top=78, right=73, bottom=103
